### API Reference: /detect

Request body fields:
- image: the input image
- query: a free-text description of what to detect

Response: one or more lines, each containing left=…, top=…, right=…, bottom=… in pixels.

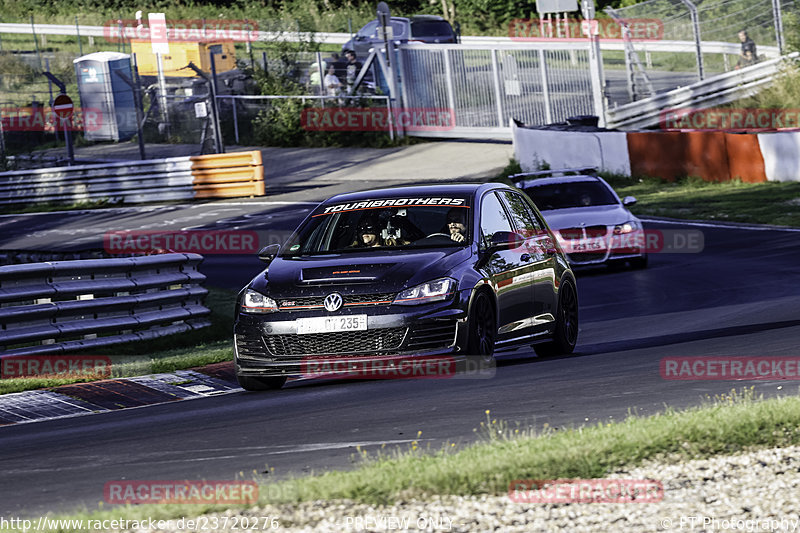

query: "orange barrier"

left=627, top=131, right=767, bottom=183
left=189, top=151, right=263, bottom=170
left=189, top=150, right=264, bottom=198
left=723, top=133, right=767, bottom=183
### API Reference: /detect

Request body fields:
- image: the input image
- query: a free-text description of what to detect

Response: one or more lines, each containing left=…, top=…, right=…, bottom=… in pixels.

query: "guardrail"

left=0, top=253, right=210, bottom=357
left=0, top=22, right=779, bottom=57
left=0, top=150, right=264, bottom=205
left=605, top=53, right=800, bottom=130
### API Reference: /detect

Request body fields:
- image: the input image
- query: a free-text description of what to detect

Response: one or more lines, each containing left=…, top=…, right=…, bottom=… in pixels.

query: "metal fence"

left=606, top=0, right=796, bottom=101
left=398, top=42, right=599, bottom=138
left=0, top=253, right=210, bottom=357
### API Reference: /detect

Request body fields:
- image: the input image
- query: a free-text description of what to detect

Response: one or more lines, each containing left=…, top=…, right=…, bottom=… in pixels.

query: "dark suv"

left=342, top=15, right=457, bottom=59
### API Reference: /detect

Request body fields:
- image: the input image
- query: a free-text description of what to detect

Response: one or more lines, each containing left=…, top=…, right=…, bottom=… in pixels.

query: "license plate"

left=296, top=315, right=368, bottom=335
left=573, top=240, right=606, bottom=251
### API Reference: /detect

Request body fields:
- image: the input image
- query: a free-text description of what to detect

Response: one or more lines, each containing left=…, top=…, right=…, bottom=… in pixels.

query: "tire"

left=236, top=374, right=287, bottom=391
left=534, top=279, right=578, bottom=357
left=466, top=290, right=496, bottom=360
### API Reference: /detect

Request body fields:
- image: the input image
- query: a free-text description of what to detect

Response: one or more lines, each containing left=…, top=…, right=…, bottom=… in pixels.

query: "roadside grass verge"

left=39, top=387, right=800, bottom=530
left=602, top=174, right=800, bottom=227
left=493, top=159, right=800, bottom=227
left=0, top=286, right=237, bottom=395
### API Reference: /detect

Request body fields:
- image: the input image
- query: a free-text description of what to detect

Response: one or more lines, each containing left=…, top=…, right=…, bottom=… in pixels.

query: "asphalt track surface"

left=1, top=212, right=799, bottom=519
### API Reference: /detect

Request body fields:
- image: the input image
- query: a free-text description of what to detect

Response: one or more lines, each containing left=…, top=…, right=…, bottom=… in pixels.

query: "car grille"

left=568, top=252, right=607, bottom=264
left=559, top=226, right=609, bottom=239
left=235, top=334, right=270, bottom=359
left=278, top=293, right=395, bottom=310
left=559, top=228, right=583, bottom=240
left=585, top=225, right=608, bottom=238
left=264, top=327, right=407, bottom=356
left=406, top=321, right=457, bottom=351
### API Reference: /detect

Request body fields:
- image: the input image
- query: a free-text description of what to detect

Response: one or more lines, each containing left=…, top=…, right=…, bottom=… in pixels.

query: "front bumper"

left=557, top=227, right=646, bottom=266
left=234, top=292, right=470, bottom=378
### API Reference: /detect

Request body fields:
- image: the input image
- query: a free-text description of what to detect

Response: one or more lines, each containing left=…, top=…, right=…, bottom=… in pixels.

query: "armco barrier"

left=0, top=151, right=264, bottom=205
left=0, top=253, right=210, bottom=357
left=513, top=125, right=782, bottom=183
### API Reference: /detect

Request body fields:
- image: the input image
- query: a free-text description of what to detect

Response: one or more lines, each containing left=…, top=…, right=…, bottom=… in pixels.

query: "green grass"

left=602, top=173, right=800, bottom=227
left=0, top=286, right=237, bottom=395
left=28, top=387, right=800, bottom=531
left=493, top=160, right=800, bottom=227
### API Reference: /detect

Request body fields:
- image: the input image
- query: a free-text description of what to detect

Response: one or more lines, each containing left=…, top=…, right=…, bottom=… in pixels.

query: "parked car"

left=233, top=183, right=578, bottom=390
left=342, top=15, right=457, bottom=60
left=513, top=168, right=647, bottom=269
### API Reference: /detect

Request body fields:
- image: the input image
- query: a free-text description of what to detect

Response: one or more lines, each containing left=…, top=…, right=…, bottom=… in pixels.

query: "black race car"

left=234, top=183, right=578, bottom=390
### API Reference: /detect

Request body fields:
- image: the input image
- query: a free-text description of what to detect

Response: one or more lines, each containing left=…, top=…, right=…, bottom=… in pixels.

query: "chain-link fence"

left=605, top=0, right=797, bottom=102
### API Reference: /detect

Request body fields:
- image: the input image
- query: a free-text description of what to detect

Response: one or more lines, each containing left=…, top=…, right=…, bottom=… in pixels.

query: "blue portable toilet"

left=74, top=52, right=137, bottom=141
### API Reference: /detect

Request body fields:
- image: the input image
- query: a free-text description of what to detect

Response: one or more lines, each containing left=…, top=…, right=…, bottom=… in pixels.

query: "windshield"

left=522, top=181, right=619, bottom=210
left=410, top=20, right=455, bottom=38
left=282, top=196, right=472, bottom=256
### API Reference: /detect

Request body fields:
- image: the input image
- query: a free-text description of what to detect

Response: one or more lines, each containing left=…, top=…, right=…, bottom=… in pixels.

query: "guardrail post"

left=490, top=49, right=504, bottom=128
left=443, top=49, right=456, bottom=129
left=538, top=49, right=552, bottom=124
left=75, top=16, right=83, bottom=56
left=30, top=15, right=43, bottom=71
left=772, top=0, right=784, bottom=54
left=588, top=36, right=606, bottom=127
left=232, top=96, right=239, bottom=145
left=209, top=52, right=225, bottom=154
left=680, top=0, right=704, bottom=80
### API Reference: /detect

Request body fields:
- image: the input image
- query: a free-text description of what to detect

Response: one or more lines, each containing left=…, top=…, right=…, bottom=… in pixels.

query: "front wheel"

left=466, top=290, right=496, bottom=361
left=534, top=279, right=578, bottom=357
left=237, top=375, right=287, bottom=391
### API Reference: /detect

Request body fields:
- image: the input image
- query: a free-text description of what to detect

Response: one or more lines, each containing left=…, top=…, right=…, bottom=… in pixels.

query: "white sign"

left=194, top=102, right=208, bottom=118
left=148, top=12, right=170, bottom=54
left=536, top=0, right=579, bottom=14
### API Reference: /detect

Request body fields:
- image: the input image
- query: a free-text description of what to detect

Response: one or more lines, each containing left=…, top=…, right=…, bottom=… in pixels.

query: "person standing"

left=324, top=64, right=342, bottom=97
left=344, top=49, right=363, bottom=93
left=736, top=30, right=758, bottom=69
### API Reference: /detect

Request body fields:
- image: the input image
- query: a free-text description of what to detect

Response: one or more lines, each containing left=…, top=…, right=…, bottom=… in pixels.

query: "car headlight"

left=613, top=220, right=642, bottom=235
left=393, top=278, right=455, bottom=305
left=241, top=289, right=278, bottom=313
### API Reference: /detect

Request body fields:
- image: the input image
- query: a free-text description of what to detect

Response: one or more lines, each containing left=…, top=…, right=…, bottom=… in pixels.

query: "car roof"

left=410, top=15, right=449, bottom=22
left=324, top=183, right=504, bottom=204
left=516, top=175, right=604, bottom=188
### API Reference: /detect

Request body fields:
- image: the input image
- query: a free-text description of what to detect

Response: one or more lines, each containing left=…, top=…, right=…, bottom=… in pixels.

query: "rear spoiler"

left=509, top=166, right=599, bottom=189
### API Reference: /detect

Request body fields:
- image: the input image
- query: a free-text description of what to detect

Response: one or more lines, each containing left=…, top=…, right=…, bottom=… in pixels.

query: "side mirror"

left=488, top=231, right=525, bottom=252
left=622, top=196, right=637, bottom=206
left=257, top=244, right=281, bottom=262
